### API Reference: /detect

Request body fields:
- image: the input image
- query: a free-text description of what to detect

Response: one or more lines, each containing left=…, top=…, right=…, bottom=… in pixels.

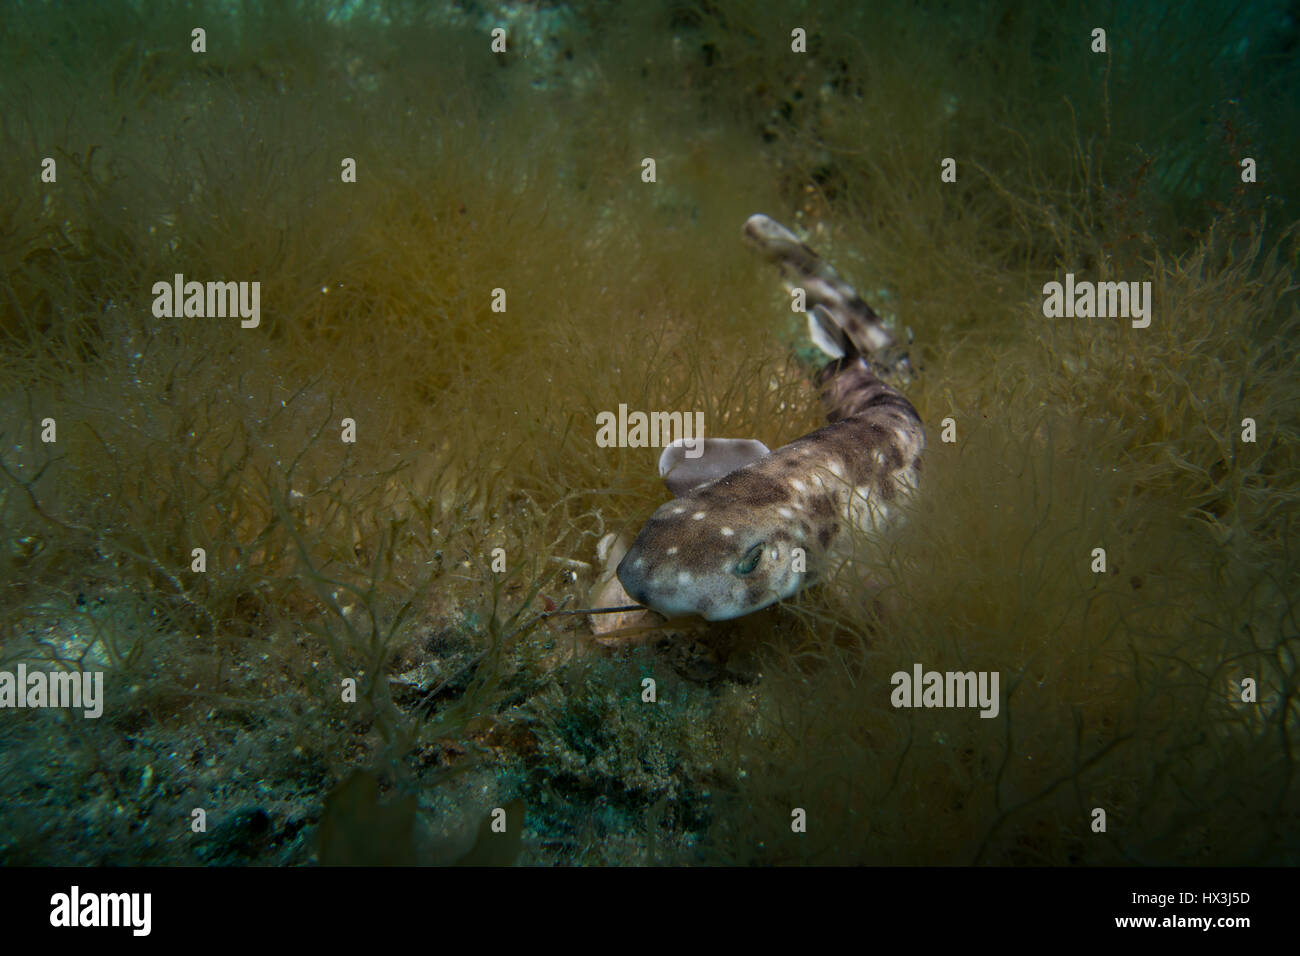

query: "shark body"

left=615, top=215, right=924, bottom=621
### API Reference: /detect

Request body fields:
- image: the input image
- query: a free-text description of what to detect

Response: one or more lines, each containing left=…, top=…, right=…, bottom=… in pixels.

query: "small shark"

left=615, top=215, right=924, bottom=621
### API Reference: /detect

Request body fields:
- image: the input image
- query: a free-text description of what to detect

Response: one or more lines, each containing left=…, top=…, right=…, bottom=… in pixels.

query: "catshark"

left=615, top=215, right=924, bottom=621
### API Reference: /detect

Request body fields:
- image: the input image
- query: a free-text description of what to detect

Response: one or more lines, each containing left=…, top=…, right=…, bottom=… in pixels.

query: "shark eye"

left=734, top=542, right=764, bottom=576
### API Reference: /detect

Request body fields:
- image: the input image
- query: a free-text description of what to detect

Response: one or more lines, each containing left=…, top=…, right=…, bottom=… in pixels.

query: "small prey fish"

left=615, top=215, right=924, bottom=621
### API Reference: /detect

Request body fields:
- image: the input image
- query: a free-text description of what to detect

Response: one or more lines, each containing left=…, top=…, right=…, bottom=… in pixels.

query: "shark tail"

left=742, top=214, right=914, bottom=382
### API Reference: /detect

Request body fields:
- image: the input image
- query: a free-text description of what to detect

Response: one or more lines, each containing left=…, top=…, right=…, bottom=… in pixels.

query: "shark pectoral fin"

left=589, top=533, right=652, bottom=637
left=658, top=437, right=771, bottom=496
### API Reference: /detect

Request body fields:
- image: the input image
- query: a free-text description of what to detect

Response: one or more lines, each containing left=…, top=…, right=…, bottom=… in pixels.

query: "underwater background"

left=0, top=0, right=1297, bottom=865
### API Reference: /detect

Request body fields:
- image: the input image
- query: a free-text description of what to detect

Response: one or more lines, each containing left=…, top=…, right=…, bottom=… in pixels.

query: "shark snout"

left=615, top=551, right=650, bottom=606
left=616, top=548, right=702, bottom=617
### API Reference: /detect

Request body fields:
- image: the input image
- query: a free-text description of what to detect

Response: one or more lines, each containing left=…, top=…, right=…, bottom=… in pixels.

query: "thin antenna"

left=541, top=604, right=645, bottom=619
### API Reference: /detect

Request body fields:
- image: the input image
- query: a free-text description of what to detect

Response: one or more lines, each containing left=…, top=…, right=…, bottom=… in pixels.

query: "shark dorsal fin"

left=658, top=437, right=771, bottom=497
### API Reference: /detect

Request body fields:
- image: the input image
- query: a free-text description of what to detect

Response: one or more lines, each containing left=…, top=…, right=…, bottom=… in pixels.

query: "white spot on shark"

left=677, top=570, right=694, bottom=586
left=778, top=507, right=794, bottom=519
left=692, top=511, right=707, bottom=520
left=666, top=546, right=679, bottom=555
left=720, top=527, right=734, bottom=536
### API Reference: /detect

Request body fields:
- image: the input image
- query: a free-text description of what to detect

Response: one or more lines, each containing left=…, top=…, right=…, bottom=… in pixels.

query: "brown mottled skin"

left=617, top=216, right=924, bottom=621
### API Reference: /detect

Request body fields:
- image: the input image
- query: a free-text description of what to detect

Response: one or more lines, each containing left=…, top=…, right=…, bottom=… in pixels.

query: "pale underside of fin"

left=589, top=533, right=655, bottom=638
left=808, top=304, right=848, bottom=359
left=658, top=437, right=771, bottom=496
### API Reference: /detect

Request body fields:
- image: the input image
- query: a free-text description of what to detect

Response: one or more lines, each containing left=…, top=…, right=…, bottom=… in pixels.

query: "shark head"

left=615, top=438, right=816, bottom=621
left=616, top=493, right=807, bottom=621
